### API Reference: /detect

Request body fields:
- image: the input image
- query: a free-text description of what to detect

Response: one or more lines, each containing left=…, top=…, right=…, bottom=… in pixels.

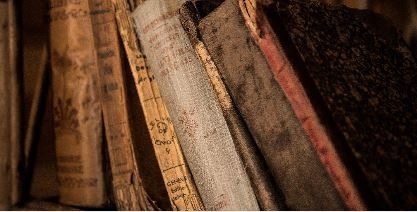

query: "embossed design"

left=53, top=97, right=81, bottom=141
left=50, top=1, right=105, bottom=206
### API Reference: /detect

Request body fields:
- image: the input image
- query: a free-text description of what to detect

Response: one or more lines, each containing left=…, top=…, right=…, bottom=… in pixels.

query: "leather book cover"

left=244, top=0, right=417, bottom=209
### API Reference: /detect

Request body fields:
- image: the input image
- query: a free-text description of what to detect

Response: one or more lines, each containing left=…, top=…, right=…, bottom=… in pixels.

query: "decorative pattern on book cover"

left=132, top=0, right=259, bottom=210
left=50, top=0, right=106, bottom=207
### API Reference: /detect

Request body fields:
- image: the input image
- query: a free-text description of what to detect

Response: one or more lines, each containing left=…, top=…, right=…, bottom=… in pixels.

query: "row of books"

left=1, top=0, right=417, bottom=210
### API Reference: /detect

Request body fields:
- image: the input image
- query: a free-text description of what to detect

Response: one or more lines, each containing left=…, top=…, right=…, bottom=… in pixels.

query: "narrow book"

left=0, top=0, right=22, bottom=209
left=88, top=0, right=157, bottom=210
left=50, top=0, right=106, bottom=207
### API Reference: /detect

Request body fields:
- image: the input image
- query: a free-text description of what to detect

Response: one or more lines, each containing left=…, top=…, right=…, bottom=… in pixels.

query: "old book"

left=87, top=0, right=157, bottom=210
left=179, top=1, right=283, bottom=210
left=197, top=0, right=346, bottom=210
left=0, top=0, right=22, bottom=209
left=124, top=59, right=172, bottom=210
left=111, top=0, right=204, bottom=210
left=318, top=0, right=417, bottom=58
left=49, top=0, right=106, bottom=207
left=132, top=0, right=259, bottom=210
left=240, top=0, right=417, bottom=209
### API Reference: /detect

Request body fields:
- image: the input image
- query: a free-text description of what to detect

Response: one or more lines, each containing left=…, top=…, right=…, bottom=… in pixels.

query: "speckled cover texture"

left=269, top=0, right=417, bottom=209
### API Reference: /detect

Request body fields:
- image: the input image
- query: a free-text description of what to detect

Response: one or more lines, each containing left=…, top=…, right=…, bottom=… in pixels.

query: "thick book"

left=240, top=0, right=417, bottom=209
left=49, top=0, right=107, bottom=207
left=194, top=0, right=345, bottom=210
left=132, top=0, right=259, bottom=210
left=0, top=0, right=22, bottom=209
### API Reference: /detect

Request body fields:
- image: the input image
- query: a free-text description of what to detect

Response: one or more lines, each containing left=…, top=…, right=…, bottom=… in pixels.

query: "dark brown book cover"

left=245, top=0, right=417, bottom=209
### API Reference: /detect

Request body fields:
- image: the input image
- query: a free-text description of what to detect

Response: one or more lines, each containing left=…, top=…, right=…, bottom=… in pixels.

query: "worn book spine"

left=49, top=0, right=106, bottom=207
left=111, top=0, right=204, bottom=210
left=198, top=0, right=348, bottom=209
left=179, top=2, right=282, bottom=210
left=87, top=0, right=155, bottom=210
left=132, top=0, right=259, bottom=210
left=238, top=0, right=365, bottom=210
left=0, top=0, right=22, bottom=209
left=248, top=0, right=417, bottom=209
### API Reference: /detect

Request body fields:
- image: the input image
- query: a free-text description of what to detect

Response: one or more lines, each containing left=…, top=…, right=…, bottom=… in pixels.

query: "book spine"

left=238, top=0, right=365, bottom=210
left=132, top=0, right=259, bottom=210
left=49, top=0, right=106, bottom=207
left=111, top=0, right=204, bottom=210
left=194, top=41, right=282, bottom=210
left=87, top=0, right=155, bottom=210
left=0, top=0, right=22, bottom=209
left=179, top=4, right=282, bottom=210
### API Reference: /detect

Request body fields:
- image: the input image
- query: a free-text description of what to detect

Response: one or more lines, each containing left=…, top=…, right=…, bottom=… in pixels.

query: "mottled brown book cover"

left=198, top=0, right=345, bottom=210
left=246, top=0, right=417, bottom=209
